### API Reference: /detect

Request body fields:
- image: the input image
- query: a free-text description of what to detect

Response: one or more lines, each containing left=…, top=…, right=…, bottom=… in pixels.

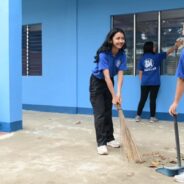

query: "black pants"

left=89, top=75, right=114, bottom=146
left=137, top=85, right=160, bottom=117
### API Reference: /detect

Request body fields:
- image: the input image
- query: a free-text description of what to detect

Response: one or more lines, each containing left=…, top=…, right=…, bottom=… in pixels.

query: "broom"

left=116, top=105, right=143, bottom=163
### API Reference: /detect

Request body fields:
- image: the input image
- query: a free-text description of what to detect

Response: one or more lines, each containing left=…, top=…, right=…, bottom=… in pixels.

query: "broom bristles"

left=118, top=108, right=142, bottom=163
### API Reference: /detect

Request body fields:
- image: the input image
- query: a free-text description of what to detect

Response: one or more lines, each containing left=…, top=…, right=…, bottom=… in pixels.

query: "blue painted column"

left=0, top=0, right=22, bottom=132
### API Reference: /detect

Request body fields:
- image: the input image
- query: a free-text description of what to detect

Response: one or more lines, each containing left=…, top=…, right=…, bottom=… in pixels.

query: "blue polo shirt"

left=176, top=49, right=184, bottom=79
left=92, top=51, right=127, bottom=79
left=138, top=52, right=167, bottom=86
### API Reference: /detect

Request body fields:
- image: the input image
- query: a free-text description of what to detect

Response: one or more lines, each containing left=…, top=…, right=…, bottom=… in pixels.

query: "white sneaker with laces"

left=135, top=115, right=141, bottom=122
left=107, top=140, right=120, bottom=148
left=174, top=172, right=184, bottom=182
left=150, top=117, right=158, bottom=123
left=97, top=145, right=108, bottom=155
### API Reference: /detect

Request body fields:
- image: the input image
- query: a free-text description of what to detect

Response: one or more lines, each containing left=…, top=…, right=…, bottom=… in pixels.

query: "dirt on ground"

left=0, top=111, right=184, bottom=184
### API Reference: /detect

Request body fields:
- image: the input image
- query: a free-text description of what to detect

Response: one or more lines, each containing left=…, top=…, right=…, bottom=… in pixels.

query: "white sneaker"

left=107, top=140, right=120, bottom=148
left=97, top=145, right=108, bottom=155
left=174, top=172, right=184, bottom=182
left=135, top=115, right=141, bottom=122
left=150, top=117, right=158, bottom=123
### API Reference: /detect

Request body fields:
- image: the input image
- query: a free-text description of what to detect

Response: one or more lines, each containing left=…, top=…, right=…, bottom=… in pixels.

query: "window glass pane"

left=113, top=14, right=134, bottom=75
left=161, top=9, right=184, bottom=75
left=136, top=12, right=158, bottom=73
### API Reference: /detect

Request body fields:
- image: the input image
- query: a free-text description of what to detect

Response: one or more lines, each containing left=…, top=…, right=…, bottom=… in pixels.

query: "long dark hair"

left=143, top=41, right=155, bottom=54
left=94, top=28, right=127, bottom=63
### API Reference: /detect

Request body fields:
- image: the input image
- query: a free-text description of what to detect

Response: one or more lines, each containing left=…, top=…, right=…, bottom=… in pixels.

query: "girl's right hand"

left=169, top=102, right=178, bottom=116
left=112, top=95, right=121, bottom=105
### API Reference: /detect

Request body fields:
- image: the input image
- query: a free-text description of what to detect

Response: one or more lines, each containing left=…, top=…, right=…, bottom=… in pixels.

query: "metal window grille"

left=22, top=23, right=42, bottom=76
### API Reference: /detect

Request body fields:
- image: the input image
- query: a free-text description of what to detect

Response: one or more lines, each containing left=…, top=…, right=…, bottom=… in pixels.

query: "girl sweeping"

left=89, top=28, right=127, bottom=155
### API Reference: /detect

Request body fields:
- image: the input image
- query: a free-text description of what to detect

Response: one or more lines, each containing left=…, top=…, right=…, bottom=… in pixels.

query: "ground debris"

left=74, top=121, right=81, bottom=125
left=169, top=160, right=177, bottom=164
left=135, top=160, right=145, bottom=164
left=149, top=161, right=161, bottom=168
left=142, top=151, right=172, bottom=168
left=143, top=151, right=159, bottom=156
left=143, top=151, right=167, bottom=159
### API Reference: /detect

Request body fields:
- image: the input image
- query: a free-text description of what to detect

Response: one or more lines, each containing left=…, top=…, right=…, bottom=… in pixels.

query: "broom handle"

left=173, top=115, right=182, bottom=167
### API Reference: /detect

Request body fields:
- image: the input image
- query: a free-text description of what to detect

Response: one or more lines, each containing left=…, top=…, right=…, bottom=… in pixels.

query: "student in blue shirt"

left=169, top=48, right=184, bottom=116
left=135, top=40, right=183, bottom=123
left=169, top=48, right=184, bottom=183
left=89, top=28, right=127, bottom=155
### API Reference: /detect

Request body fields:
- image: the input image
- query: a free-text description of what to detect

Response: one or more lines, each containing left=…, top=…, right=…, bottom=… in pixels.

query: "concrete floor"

left=0, top=111, right=184, bottom=184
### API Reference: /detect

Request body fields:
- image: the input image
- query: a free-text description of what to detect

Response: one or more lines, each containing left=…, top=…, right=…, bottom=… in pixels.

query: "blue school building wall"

left=0, top=0, right=22, bottom=132
left=22, top=0, right=184, bottom=121
left=22, top=0, right=78, bottom=113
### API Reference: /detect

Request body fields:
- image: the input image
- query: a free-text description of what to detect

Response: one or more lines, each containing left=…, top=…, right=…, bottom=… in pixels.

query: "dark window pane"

left=161, top=9, right=184, bottom=75
left=136, top=12, right=158, bottom=73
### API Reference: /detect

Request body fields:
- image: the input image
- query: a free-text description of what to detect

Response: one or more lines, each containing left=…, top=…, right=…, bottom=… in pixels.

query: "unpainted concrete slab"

left=0, top=110, right=184, bottom=184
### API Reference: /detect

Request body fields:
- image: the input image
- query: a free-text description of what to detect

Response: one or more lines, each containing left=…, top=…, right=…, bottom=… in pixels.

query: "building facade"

left=1, top=0, right=184, bottom=132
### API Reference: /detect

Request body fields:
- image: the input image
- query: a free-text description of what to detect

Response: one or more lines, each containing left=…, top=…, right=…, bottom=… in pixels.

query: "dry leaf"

left=149, top=161, right=160, bottom=168
left=169, top=160, right=177, bottom=164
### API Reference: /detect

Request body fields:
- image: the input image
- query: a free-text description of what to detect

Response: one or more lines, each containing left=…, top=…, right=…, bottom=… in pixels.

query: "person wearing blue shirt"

left=89, top=28, right=127, bottom=155
left=169, top=47, right=184, bottom=183
left=169, top=48, right=184, bottom=115
left=135, top=40, right=183, bottom=123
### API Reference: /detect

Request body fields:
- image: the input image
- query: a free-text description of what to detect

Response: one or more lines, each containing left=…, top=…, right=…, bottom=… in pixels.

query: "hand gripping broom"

left=116, top=105, right=143, bottom=163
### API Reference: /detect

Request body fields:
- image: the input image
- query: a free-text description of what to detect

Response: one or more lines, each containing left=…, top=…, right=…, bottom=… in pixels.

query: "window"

left=161, top=9, right=184, bottom=75
left=22, top=23, right=42, bottom=76
left=112, top=8, right=184, bottom=75
left=136, top=12, right=158, bottom=74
